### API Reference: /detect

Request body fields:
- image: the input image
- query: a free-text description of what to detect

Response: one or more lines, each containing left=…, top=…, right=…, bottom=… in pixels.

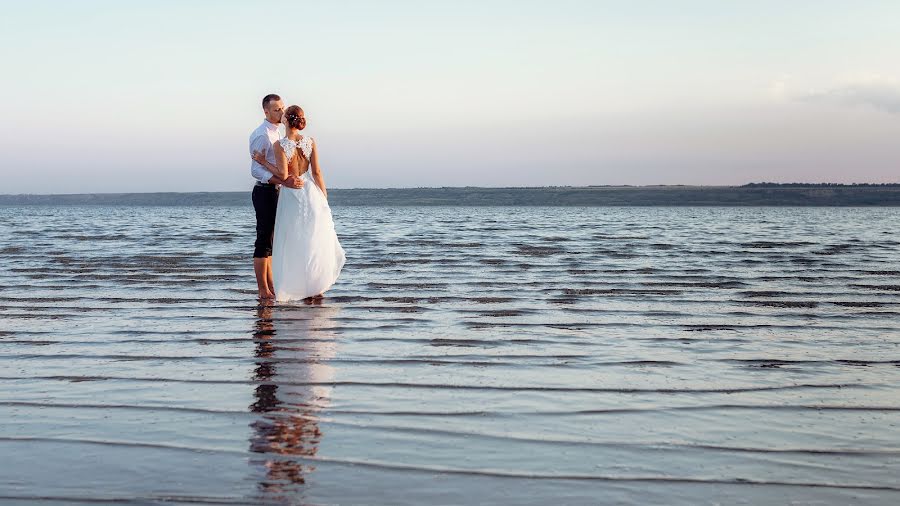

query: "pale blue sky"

left=1, top=0, right=899, bottom=193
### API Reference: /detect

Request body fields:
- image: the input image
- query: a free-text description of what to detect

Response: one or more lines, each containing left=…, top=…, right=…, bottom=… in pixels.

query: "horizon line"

left=4, top=182, right=900, bottom=197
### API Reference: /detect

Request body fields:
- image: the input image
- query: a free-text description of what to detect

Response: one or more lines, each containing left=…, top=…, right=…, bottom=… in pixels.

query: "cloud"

left=797, top=77, right=900, bottom=115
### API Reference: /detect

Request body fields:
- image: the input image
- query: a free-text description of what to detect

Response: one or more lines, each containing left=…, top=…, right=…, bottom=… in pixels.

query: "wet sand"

left=1, top=205, right=899, bottom=504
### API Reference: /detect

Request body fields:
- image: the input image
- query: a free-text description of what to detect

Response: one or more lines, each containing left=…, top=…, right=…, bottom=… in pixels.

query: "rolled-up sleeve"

left=249, top=134, right=274, bottom=183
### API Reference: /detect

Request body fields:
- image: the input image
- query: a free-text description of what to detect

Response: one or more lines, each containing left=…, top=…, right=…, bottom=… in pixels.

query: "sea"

left=1, top=205, right=899, bottom=505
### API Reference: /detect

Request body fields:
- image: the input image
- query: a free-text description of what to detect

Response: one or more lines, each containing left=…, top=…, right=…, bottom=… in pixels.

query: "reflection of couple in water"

left=248, top=300, right=339, bottom=496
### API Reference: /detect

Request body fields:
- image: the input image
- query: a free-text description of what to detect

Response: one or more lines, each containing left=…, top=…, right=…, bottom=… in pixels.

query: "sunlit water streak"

left=0, top=205, right=898, bottom=505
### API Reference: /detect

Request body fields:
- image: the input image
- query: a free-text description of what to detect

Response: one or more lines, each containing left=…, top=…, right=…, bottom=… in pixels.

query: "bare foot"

left=302, top=295, right=324, bottom=305
left=258, top=290, right=275, bottom=300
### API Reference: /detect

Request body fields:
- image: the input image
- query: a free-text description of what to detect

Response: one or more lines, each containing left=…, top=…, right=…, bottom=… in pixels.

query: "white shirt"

left=249, top=120, right=282, bottom=184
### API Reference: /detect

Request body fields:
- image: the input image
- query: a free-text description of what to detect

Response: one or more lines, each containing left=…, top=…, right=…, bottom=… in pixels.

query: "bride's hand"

left=251, top=150, right=266, bottom=164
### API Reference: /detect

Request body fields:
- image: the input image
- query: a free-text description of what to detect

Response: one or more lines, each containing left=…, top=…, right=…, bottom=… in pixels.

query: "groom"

left=250, top=93, right=302, bottom=299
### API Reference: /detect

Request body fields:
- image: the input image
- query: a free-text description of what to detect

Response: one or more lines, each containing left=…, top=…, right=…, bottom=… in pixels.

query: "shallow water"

left=0, top=205, right=899, bottom=505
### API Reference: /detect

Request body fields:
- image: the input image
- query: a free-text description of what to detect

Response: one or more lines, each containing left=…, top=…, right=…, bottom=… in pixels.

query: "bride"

left=256, top=105, right=345, bottom=302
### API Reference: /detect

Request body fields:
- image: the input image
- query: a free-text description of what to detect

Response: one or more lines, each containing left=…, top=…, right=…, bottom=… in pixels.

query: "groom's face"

left=264, top=100, right=285, bottom=124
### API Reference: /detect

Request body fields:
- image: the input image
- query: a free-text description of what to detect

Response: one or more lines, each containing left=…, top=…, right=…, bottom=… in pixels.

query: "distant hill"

left=1, top=185, right=899, bottom=206
left=741, top=182, right=900, bottom=188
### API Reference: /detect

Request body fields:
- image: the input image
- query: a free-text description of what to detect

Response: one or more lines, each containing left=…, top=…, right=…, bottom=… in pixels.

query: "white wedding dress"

left=272, top=136, right=346, bottom=301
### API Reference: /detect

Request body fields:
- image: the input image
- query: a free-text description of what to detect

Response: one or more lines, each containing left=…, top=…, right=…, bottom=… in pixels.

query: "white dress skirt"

left=271, top=136, right=346, bottom=301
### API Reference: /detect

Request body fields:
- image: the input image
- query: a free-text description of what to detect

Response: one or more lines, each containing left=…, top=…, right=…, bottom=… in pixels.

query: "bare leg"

left=254, top=257, right=274, bottom=299
left=265, top=257, right=276, bottom=297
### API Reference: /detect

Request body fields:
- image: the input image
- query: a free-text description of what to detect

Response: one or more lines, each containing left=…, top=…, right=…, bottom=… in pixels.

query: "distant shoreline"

left=2, top=185, right=899, bottom=206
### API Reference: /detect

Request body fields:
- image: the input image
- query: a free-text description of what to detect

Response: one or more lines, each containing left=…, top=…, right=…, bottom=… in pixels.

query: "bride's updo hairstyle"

left=284, top=105, right=306, bottom=130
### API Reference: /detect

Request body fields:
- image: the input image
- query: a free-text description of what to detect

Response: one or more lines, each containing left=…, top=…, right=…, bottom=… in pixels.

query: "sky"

left=1, top=0, right=899, bottom=193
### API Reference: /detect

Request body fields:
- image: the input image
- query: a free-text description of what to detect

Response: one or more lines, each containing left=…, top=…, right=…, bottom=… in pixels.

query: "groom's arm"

left=249, top=134, right=275, bottom=183
left=252, top=161, right=298, bottom=187
left=253, top=157, right=301, bottom=187
left=267, top=173, right=291, bottom=185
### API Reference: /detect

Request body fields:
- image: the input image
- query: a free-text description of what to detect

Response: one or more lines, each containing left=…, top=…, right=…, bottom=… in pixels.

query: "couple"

left=250, top=94, right=345, bottom=302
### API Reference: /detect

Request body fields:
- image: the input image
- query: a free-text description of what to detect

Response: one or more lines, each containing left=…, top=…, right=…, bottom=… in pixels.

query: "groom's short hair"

left=262, top=94, right=281, bottom=109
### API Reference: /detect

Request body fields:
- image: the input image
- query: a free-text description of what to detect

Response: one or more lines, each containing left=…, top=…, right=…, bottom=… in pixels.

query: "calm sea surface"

left=1, top=205, right=899, bottom=505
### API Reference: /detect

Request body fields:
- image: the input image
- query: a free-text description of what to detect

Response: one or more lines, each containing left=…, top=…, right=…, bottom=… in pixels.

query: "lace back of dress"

left=298, top=137, right=313, bottom=160
left=279, top=138, right=296, bottom=163
left=279, top=136, right=314, bottom=164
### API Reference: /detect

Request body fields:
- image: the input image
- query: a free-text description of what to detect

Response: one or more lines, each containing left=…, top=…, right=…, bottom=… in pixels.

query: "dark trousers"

left=252, top=184, right=279, bottom=258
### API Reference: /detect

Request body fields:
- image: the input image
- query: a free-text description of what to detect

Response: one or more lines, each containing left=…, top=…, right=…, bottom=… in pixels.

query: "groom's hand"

left=283, top=175, right=304, bottom=189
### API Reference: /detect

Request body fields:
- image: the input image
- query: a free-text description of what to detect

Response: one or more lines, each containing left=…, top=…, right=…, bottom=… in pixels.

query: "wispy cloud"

left=797, top=77, right=900, bottom=114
